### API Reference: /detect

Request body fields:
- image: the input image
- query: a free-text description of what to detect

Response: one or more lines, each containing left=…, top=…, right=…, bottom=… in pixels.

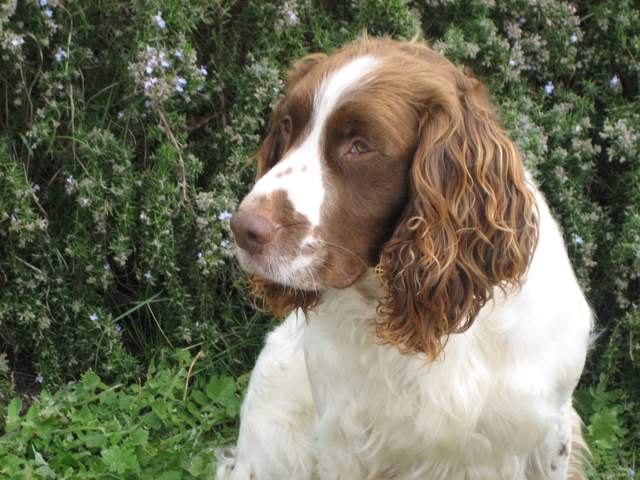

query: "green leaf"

left=205, top=376, right=236, bottom=405
left=101, top=445, right=141, bottom=474
left=4, top=397, right=22, bottom=432
left=129, top=428, right=149, bottom=446
left=7, top=397, right=22, bottom=421
left=142, top=412, right=163, bottom=429
left=83, top=432, right=107, bottom=449
left=158, top=471, right=182, bottom=480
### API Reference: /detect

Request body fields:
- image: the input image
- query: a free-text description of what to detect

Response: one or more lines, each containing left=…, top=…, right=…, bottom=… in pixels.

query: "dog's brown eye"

left=349, top=140, right=372, bottom=155
left=281, top=116, right=292, bottom=136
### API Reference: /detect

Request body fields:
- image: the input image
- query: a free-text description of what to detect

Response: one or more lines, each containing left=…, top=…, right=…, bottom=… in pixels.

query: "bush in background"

left=1, top=0, right=638, bottom=477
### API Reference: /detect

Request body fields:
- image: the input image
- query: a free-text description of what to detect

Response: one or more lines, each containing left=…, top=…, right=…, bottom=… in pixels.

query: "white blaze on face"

left=248, top=56, right=378, bottom=229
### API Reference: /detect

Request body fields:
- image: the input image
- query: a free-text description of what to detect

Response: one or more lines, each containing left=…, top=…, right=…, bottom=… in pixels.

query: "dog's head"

left=231, top=37, right=538, bottom=359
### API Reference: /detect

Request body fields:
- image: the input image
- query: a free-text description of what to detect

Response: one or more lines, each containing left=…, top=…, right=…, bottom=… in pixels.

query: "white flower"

left=36, top=373, right=44, bottom=383
left=144, top=270, right=153, bottom=280
left=544, top=81, right=554, bottom=94
left=44, top=8, right=53, bottom=18
left=90, top=312, right=98, bottom=321
left=508, top=59, right=517, bottom=67
left=572, top=234, right=584, bottom=245
left=176, top=77, right=187, bottom=93
left=54, top=47, right=69, bottom=62
left=610, top=75, right=620, bottom=86
left=40, top=0, right=48, bottom=5
left=9, top=34, right=25, bottom=48
left=218, top=210, right=232, bottom=221
left=154, top=11, right=166, bottom=29
left=200, top=65, right=208, bottom=76
left=144, top=77, right=158, bottom=90
left=570, top=33, right=578, bottom=44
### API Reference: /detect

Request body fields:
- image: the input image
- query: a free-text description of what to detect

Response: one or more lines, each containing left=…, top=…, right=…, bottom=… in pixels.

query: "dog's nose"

left=230, top=210, right=278, bottom=254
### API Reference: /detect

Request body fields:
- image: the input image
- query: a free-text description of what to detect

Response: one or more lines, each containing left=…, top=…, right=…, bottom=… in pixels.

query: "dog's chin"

left=236, top=248, right=366, bottom=292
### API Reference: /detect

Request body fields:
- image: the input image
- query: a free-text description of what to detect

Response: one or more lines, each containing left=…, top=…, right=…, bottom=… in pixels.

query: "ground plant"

left=0, top=0, right=638, bottom=477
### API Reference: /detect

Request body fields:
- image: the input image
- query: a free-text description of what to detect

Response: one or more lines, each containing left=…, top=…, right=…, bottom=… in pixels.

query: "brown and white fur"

left=217, top=37, right=591, bottom=480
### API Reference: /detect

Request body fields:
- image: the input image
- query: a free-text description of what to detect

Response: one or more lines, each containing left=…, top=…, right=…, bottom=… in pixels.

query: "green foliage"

left=0, top=0, right=639, bottom=477
left=576, top=378, right=636, bottom=479
left=0, top=349, right=240, bottom=478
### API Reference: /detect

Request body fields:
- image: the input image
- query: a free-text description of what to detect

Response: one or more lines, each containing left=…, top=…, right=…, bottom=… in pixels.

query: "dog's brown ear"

left=253, top=123, right=283, bottom=178
left=377, top=63, right=538, bottom=361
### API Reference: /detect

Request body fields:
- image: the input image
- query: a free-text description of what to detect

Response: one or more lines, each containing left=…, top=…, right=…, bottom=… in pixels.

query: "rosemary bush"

left=1, top=0, right=638, bottom=477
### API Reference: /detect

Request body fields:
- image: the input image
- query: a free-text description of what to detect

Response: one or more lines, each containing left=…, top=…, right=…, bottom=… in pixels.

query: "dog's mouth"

left=235, top=243, right=367, bottom=292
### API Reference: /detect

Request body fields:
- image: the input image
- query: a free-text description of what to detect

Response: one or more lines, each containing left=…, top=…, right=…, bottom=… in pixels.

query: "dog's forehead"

left=288, top=51, right=379, bottom=109
left=248, top=55, right=380, bottom=228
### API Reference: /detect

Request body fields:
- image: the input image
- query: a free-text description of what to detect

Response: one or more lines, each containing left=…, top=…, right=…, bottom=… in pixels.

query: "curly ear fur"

left=249, top=53, right=328, bottom=318
left=377, top=65, right=539, bottom=360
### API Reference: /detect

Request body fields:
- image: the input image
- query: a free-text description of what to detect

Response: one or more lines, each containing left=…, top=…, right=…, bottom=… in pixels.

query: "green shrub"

left=0, top=348, right=241, bottom=478
left=1, top=0, right=638, bottom=476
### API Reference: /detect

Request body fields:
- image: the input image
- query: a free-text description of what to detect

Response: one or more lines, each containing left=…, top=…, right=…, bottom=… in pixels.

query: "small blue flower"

left=572, top=234, right=584, bottom=245
left=55, top=48, right=69, bottom=62
left=154, top=11, right=166, bottom=29
left=544, top=81, right=554, bottom=95
left=90, top=312, right=98, bottom=321
left=161, top=59, right=170, bottom=68
left=9, top=35, right=24, bottom=48
left=115, top=324, right=122, bottom=333
left=40, top=0, right=48, bottom=6
left=144, top=77, right=158, bottom=90
left=221, top=239, right=230, bottom=248
left=174, top=49, right=184, bottom=59
left=44, top=8, right=53, bottom=18
left=570, top=33, right=578, bottom=44
left=67, top=175, right=74, bottom=183
left=508, top=59, right=517, bottom=67
left=197, top=252, right=203, bottom=259
left=200, top=65, right=208, bottom=76
left=144, top=270, right=153, bottom=280
left=610, top=75, right=620, bottom=86
left=104, top=263, right=111, bottom=271
left=218, top=210, right=232, bottom=221
left=36, top=373, right=44, bottom=384
left=176, top=77, right=187, bottom=93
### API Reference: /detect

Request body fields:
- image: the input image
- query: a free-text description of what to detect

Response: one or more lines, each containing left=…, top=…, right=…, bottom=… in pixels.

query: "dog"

left=217, top=36, right=592, bottom=480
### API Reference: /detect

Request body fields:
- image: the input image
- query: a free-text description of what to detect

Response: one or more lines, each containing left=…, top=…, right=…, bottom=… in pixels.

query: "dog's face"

left=230, top=37, right=538, bottom=358
left=231, top=48, right=420, bottom=290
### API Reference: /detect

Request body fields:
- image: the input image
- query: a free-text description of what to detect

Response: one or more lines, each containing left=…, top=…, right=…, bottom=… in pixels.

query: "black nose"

left=230, top=210, right=278, bottom=254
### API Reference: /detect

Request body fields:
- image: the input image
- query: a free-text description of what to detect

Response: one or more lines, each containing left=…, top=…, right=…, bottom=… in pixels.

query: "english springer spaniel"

left=217, top=36, right=592, bottom=480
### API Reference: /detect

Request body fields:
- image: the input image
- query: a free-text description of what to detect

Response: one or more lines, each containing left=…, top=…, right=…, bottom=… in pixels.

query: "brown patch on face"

left=314, top=94, right=418, bottom=286
left=275, top=167, right=294, bottom=178
left=234, top=189, right=314, bottom=285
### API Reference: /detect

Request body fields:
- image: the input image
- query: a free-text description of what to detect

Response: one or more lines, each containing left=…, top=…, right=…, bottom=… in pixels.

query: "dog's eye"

left=349, top=140, right=373, bottom=156
left=281, top=116, right=292, bottom=136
